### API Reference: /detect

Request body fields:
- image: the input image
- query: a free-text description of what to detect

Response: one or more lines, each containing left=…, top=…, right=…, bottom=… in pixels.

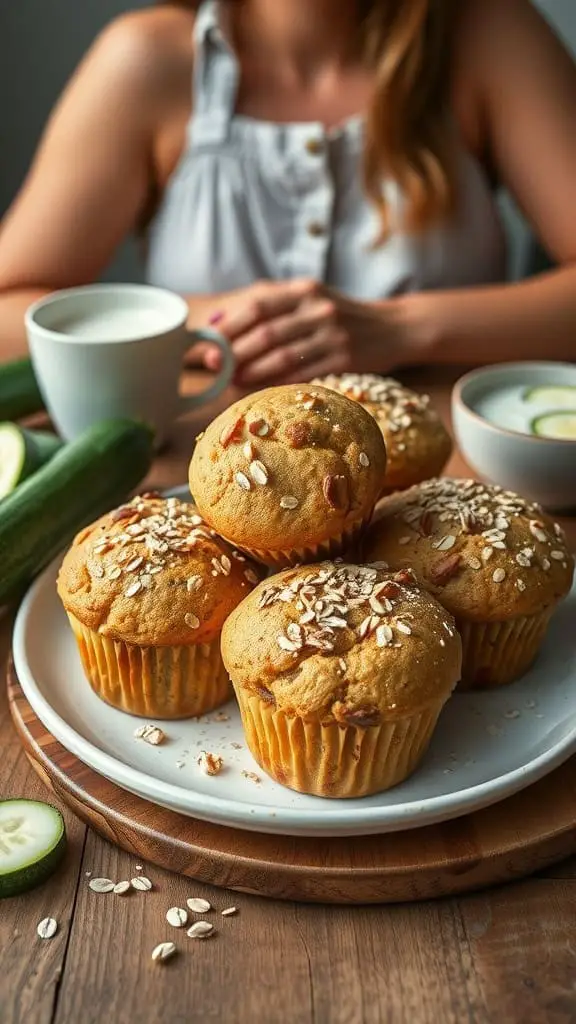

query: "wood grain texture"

left=52, top=860, right=576, bottom=1024
left=8, top=663, right=576, bottom=905
left=0, top=620, right=87, bottom=1024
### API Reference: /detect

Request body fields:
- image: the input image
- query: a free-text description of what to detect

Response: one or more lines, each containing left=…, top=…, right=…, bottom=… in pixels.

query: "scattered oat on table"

left=187, top=921, right=214, bottom=939
left=187, top=897, right=212, bottom=914
left=221, top=907, right=237, bottom=917
left=89, top=878, right=115, bottom=894
left=113, top=881, right=131, bottom=895
left=151, top=942, right=177, bottom=963
left=166, top=907, right=188, bottom=928
left=37, top=918, right=58, bottom=940
left=241, top=771, right=262, bottom=784
left=131, top=876, right=153, bottom=892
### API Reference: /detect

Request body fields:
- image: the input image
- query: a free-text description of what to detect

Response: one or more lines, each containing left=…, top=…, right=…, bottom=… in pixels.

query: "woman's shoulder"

left=454, top=0, right=556, bottom=66
left=101, top=5, right=196, bottom=47
left=90, top=6, right=196, bottom=96
left=451, top=0, right=556, bottom=148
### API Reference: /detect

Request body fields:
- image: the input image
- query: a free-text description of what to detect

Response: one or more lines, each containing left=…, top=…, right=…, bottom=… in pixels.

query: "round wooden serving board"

left=8, top=660, right=576, bottom=904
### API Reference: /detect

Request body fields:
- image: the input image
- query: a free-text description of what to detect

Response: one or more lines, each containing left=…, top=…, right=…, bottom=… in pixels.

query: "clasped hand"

left=204, top=279, right=411, bottom=386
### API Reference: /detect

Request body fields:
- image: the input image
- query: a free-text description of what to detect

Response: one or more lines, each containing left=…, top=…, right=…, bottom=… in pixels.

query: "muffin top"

left=221, top=562, right=461, bottom=724
left=312, top=373, right=452, bottom=489
left=57, top=494, right=259, bottom=646
left=189, top=385, right=387, bottom=552
left=364, top=478, right=574, bottom=622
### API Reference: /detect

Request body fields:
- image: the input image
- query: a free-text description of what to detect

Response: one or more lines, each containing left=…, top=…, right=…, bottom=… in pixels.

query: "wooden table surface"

left=2, top=369, right=576, bottom=1024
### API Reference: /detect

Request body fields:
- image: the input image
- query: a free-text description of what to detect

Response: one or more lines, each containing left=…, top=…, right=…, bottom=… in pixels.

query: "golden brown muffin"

left=221, top=562, right=461, bottom=798
left=189, top=384, right=387, bottom=567
left=312, top=373, right=452, bottom=493
left=58, top=494, right=260, bottom=718
left=364, top=478, right=574, bottom=688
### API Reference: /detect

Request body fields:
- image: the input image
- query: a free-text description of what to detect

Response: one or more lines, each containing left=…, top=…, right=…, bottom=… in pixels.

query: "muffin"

left=364, top=478, right=574, bottom=688
left=189, top=384, right=387, bottom=567
left=57, top=494, right=260, bottom=718
left=221, top=562, right=462, bottom=798
left=312, top=373, right=452, bottom=494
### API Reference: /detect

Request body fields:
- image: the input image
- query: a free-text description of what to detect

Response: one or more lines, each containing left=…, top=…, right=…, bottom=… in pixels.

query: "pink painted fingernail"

left=205, top=348, right=223, bottom=371
left=208, top=311, right=224, bottom=325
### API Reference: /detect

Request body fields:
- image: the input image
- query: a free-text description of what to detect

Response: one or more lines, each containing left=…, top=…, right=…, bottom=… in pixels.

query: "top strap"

left=190, top=1, right=239, bottom=145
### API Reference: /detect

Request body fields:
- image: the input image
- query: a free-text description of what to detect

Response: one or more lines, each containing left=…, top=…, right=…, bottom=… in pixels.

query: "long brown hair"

left=162, top=1, right=457, bottom=240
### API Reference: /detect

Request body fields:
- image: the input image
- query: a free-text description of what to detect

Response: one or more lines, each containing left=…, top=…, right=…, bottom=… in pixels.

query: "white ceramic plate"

left=12, top=489, right=576, bottom=837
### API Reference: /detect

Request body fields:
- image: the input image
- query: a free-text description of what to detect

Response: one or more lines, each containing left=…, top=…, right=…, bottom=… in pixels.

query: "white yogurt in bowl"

left=452, top=362, right=576, bottom=511
left=475, top=382, right=576, bottom=438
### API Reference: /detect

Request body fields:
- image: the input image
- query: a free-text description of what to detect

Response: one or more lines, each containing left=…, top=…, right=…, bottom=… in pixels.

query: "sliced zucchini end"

left=0, top=799, right=67, bottom=899
left=531, top=411, right=576, bottom=440
left=524, top=384, right=576, bottom=408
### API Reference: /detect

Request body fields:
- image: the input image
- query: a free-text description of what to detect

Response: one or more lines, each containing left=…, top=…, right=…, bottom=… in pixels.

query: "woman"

left=0, top=0, right=574, bottom=387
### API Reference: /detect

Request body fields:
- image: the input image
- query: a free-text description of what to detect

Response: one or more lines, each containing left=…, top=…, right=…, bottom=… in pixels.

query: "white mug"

left=25, top=283, right=234, bottom=442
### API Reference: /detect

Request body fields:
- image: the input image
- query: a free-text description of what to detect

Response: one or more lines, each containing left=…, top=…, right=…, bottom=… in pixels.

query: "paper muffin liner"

left=237, top=512, right=372, bottom=569
left=67, top=613, right=231, bottom=719
left=234, top=691, right=446, bottom=798
left=456, top=608, right=554, bottom=689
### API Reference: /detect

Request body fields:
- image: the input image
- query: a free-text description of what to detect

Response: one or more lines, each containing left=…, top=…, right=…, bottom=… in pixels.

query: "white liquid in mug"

left=51, top=306, right=172, bottom=342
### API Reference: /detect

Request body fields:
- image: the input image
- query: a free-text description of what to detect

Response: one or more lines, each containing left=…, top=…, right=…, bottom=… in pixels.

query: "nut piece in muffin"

left=221, top=562, right=461, bottom=798
left=58, top=494, right=260, bottom=719
left=364, top=478, right=574, bottom=688
left=189, top=384, right=387, bottom=567
left=312, top=373, right=452, bottom=493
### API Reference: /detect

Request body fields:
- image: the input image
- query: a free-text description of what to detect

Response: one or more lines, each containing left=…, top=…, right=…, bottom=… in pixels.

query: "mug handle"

left=178, top=328, right=235, bottom=411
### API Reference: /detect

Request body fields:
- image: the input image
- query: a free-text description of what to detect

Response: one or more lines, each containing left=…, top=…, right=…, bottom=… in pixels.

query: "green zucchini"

left=0, top=799, right=66, bottom=899
left=0, top=424, right=63, bottom=499
left=524, top=385, right=576, bottom=409
left=0, top=358, right=44, bottom=421
left=531, top=411, right=576, bottom=439
left=0, top=417, right=154, bottom=604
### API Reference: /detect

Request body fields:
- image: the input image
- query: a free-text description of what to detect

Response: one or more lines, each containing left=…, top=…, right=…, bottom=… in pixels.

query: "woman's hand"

left=204, top=279, right=415, bottom=385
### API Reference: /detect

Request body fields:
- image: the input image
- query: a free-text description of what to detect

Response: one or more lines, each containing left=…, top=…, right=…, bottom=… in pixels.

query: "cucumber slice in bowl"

left=524, top=385, right=576, bottom=408
left=0, top=424, right=63, bottom=499
left=0, top=799, right=66, bottom=898
left=531, top=411, right=576, bottom=439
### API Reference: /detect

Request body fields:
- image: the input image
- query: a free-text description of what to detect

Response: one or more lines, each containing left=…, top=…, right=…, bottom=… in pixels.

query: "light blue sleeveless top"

left=145, top=0, right=506, bottom=299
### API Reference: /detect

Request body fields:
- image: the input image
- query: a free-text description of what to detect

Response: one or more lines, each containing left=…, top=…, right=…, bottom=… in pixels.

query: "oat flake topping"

left=314, top=374, right=434, bottom=436
left=89, top=497, right=247, bottom=619
left=258, top=562, right=447, bottom=655
left=392, top=479, right=569, bottom=584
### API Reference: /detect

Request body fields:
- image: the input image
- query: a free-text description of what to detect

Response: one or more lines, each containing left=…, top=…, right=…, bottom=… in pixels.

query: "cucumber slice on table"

left=524, top=385, right=576, bottom=408
left=531, top=411, right=576, bottom=439
left=0, top=799, right=66, bottom=899
left=0, top=424, right=63, bottom=499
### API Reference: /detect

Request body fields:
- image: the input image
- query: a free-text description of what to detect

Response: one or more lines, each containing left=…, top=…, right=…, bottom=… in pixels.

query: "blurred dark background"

left=0, top=0, right=574, bottom=283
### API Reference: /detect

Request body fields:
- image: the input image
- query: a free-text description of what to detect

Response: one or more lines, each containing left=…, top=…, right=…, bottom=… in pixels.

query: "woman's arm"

left=398, top=0, right=576, bottom=366
left=0, top=8, right=197, bottom=360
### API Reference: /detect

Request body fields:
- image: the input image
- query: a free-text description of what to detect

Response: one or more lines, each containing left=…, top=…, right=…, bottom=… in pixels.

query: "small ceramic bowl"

left=452, top=361, right=576, bottom=511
